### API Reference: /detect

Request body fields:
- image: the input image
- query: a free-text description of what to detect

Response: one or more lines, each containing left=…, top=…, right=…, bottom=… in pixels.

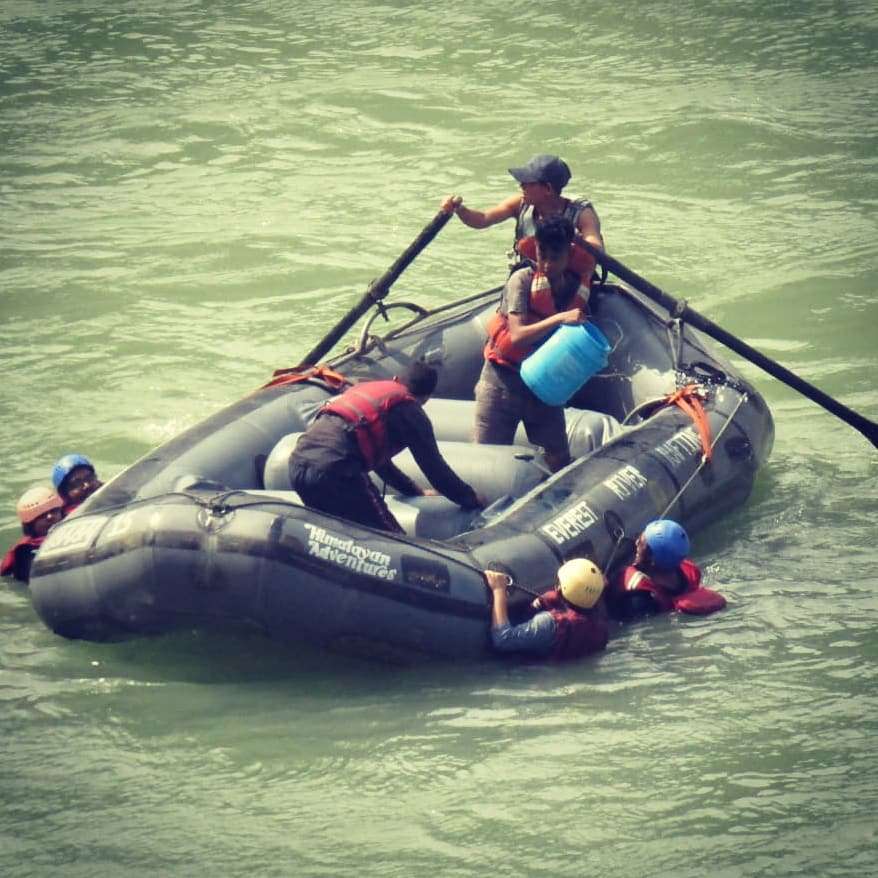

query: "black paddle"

left=579, top=240, right=878, bottom=450
left=299, top=207, right=455, bottom=368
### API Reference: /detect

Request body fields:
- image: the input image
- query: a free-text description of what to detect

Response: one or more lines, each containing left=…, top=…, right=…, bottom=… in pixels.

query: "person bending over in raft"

left=289, top=362, right=484, bottom=534
left=473, top=215, right=592, bottom=471
left=484, top=558, right=609, bottom=660
left=439, top=153, right=604, bottom=264
left=607, top=519, right=727, bottom=619
left=52, top=453, right=103, bottom=516
left=2, top=486, right=64, bottom=585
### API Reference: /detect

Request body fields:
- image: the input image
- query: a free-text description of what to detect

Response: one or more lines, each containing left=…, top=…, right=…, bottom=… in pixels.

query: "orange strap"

left=665, top=384, right=713, bottom=461
left=261, top=364, right=352, bottom=391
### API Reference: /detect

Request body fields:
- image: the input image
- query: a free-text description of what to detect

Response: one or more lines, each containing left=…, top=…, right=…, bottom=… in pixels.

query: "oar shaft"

left=581, top=241, right=878, bottom=449
left=299, top=208, right=454, bottom=367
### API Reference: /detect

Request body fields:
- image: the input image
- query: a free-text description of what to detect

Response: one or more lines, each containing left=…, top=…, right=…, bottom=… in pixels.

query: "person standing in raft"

left=2, top=486, right=64, bottom=585
left=52, top=453, right=103, bottom=516
left=484, top=558, right=609, bottom=660
left=473, top=215, right=590, bottom=471
left=289, top=362, right=484, bottom=534
left=607, top=519, right=727, bottom=619
left=439, top=153, right=604, bottom=262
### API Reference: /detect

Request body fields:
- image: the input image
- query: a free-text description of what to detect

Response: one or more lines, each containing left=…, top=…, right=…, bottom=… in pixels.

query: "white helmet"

left=16, top=485, right=63, bottom=525
left=558, top=558, right=605, bottom=609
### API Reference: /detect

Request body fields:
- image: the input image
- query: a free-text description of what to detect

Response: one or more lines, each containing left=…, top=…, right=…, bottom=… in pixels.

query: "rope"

left=504, top=390, right=748, bottom=594
left=261, top=364, right=352, bottom=391
left=666, top=384, right=714, bottom=461
left=601, top=527, right=631, bottom=574
left=659, top=392, right=749, bottom=519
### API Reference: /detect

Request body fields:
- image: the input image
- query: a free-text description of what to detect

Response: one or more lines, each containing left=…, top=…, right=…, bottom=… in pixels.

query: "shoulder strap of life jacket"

left=514, top=197, right=593, bottom=244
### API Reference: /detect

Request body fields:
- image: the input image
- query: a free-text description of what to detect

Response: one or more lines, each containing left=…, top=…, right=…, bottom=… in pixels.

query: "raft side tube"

left=80, top=383, right=334, bottom=515
left=31, top=494, right=494, bottom=655
left=463, top=386, right=773, bottom=581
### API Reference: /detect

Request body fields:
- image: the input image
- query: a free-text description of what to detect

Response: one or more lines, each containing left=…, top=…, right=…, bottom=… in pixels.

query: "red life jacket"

left=484, top=278, right=590, bottom=370
left=615, top=559, right=726, bottom=615
left=539, top=589, right=609, bottom=660
left=1, top=535, right=45, bottom=583
left=322, top=379, right=417, bottom=469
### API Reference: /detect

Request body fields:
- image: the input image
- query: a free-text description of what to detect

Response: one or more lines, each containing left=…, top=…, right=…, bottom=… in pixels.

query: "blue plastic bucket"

left=520, top=322, right=611, bottom=406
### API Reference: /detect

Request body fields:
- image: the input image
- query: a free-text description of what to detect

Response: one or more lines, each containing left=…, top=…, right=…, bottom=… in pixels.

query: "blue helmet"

left=642, top=519, right=690, bottom=570
left=52, top=453, right=94, bottom=490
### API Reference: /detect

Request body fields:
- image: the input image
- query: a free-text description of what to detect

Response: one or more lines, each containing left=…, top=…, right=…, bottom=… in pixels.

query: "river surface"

left=2, top=2, right=877, bottom=876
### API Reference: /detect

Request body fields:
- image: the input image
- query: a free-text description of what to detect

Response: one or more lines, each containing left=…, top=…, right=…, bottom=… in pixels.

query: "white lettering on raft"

left=654, top=427, right=702, bottom=467
left=303, top=523, right=398, bottom=581
left=37, top=516, right=107, bottom=557
left=540, top=500, right=598, bottom=546
left=603, top=465, right=648, bottom=500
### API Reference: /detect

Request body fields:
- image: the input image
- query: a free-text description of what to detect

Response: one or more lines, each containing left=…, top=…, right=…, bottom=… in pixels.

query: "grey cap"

left=508, top=154, right=571, bottom=191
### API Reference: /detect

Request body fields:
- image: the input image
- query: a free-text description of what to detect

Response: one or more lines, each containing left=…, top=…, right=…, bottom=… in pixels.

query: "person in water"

left=473, top=215, right=590, bottom=471
left=2, top=486, right=64, bottom=585
left=607, top=519, right=727, bottom=619
left=289, top=362, right=484, bottom=533
left=440, top=153, right=604, bottom=261
left=52, top=453, right=103, bottom=516
left=484, top=558, right=609, bottom=660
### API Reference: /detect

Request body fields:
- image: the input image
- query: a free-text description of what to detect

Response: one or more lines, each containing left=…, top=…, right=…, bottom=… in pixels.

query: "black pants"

left=290, top=460, right=404, bottom=534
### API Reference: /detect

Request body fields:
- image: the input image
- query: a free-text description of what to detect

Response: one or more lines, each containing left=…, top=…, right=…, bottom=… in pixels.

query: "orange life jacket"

left=484, top=240, right=592, bottom=369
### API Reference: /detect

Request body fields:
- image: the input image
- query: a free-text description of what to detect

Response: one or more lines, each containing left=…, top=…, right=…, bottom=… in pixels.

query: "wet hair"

left=401, top=361, right=438, bottom=398
left=534, top=215, right=574, bottom=256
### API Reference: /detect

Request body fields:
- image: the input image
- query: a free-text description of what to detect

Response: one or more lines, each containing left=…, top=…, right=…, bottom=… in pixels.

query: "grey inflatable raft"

left=29, top=280, right=773, bottom=660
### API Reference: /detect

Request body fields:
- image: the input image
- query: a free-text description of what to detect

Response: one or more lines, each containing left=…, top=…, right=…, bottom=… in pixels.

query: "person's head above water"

left=16, top=485, right=63, bottom=537
left=557, top=558, right=606, bottom=610
left=637, top=519, right=691, bottom=571
left=52, top=453, right=101, bottom=506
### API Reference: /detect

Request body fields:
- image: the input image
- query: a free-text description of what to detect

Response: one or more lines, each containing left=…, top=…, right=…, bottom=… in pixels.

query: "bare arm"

left=506, top=308, right=586, bottom=347
left=484, top=570, right=512, bottom=627
left=502, top=268, right=586, bottom=347
left=440, top=193, right=522, bottom=229
left=576, top=204, right=604, bottom=250
left=485, top=571, right=557, bottom=655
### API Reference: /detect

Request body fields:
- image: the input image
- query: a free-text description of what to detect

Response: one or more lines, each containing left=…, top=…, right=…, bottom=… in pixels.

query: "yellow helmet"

left=558, top=558, right=605, bottom=609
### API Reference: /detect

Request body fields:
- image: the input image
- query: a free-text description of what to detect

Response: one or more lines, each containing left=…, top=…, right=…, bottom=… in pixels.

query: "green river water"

left=2, top=2, right=877, bottom=876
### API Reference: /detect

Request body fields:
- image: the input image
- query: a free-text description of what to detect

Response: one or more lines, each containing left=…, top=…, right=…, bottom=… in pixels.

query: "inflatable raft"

left=29, top=277, right=773, bottom=660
